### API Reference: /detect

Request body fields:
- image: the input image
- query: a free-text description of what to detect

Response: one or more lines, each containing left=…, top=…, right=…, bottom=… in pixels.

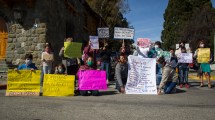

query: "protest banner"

left=43, top=74, right=75, bottom=96
left=178, top=53, right=193, bottom=63
left=6, top=70, right=40, bottom=96
left=197, top=48, right=210, bottom=63
left=114, top=27, right=135, bottom=39
left=125, top=55, right=157, bottom=94
left=89, top=36, right=99, bottom=49
left=78, top=70, right=107, bottom=90
left=97, top=28, right=109, bottom=38
left=137, top=38, right=151, bottom=48
left=64, top=42, right=82, bottom=58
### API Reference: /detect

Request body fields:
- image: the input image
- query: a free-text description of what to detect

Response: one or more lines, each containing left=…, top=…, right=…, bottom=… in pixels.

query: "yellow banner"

left=64, top=42, right=82, bottom=58
left=43, top=74, right=75, bottom=96
left=197, top=48, right=210, bottom=63
left=6, top=70, right=40, bottom=96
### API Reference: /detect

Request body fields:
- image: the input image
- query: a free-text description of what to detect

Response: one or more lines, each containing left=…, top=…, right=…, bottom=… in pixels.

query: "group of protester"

left=15, top=37, right=213, bottom=96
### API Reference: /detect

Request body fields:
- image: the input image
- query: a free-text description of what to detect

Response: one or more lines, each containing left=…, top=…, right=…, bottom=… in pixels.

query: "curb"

left=188, top=75, right=215, bottom=81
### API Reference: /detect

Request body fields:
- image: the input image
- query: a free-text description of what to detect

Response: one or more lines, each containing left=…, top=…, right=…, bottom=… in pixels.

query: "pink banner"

left=137, top=38, right=151, bottom=48
left=78, top=70, right=107, bottom=90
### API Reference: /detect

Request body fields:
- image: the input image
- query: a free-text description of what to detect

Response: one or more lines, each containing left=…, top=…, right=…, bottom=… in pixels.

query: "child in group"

left=17, top=53, right=38, bottom=70
left=178, top=47, right=189, bottom=88
left=41, top=45, right=54, bottom=74
left=157, top=48, right=178, bottom=95
left=54, top=64, right=66, bottom=74
left=77, top=56, right=100, bottom=96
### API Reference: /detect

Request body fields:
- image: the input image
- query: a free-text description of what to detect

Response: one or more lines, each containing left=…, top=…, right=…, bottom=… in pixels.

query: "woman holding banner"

left=194, top=40, right=213, bottom=88
left=77, top=56, right=100, bottom=96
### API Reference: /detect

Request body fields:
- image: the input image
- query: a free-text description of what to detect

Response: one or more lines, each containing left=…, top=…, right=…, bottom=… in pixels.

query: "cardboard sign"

left=114, top=27, right=135, bottom=39
left=197, top=48, right=210, bottom=63
left=43, top=74, right=75, bottom=96
left=42, top=53, right=53, bottom=61
left=78, top=70, right=107, bottom=90
left=89, top=36, right=99, bottom=49
left=6, top=70, right=40, bottom=96
left=137, top=38, right=151, bottom=48
left=98, top=28, right=109, bottom=38
left=64, top=42, right=82, bottom=58
left=178, top=53, right=193, bottom=63
left=125, top=56, right=157, bottom=94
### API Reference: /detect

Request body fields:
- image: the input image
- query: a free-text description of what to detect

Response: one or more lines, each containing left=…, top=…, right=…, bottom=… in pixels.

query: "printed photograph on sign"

left=97, top=28, right=109, bottom=38
left=89, top=36, right=99, bottom=49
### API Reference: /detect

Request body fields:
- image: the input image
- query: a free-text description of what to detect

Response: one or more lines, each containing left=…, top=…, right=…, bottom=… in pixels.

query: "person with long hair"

left=194, top=40, right=213, bottom=88
left=115, top=54, right=128, bottom=93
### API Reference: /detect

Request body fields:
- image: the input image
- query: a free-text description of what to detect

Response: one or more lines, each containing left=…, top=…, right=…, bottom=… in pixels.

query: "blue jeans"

left=40, top=67, right=44, bottom=86
left=179, top=66, right=189, bottom=84
left=101, top=62, right=109, bottom=80
left=156, top=74, right=162, bottom=85
left=164, top=82, right=177, bottom=94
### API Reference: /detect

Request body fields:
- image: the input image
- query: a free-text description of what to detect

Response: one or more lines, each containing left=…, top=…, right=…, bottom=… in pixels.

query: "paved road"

left=0, top=81, right=215, bottom=120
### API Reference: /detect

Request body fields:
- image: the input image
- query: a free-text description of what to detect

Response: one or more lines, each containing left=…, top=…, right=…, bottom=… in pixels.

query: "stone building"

left=0, top=0, right=105, bottom=71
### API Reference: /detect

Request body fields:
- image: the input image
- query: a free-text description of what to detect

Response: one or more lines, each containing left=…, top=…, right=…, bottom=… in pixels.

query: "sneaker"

left=180, top=84, right=183, bottom=88
left=185, top=84, right=190, bottom=88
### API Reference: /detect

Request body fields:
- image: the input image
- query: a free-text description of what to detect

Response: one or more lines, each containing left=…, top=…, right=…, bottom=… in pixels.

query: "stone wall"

left=6, top=23, right=47, bottom=67
left=0, top=0, right=103, bottom=69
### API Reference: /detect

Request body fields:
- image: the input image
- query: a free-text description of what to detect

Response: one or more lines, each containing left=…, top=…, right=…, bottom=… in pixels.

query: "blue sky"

left=124, top=0, right=215, bottom=42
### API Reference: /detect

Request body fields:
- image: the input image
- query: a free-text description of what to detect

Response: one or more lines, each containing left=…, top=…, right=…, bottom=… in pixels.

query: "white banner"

left=114, top=27, right=134, bottom=39
left=89, top=36, right=99, bottom=49
left=97, top=28, right=109, bottom=38
left=178, top=53, right=193, bottom=63
left=125, top=55, right=157, bottom=94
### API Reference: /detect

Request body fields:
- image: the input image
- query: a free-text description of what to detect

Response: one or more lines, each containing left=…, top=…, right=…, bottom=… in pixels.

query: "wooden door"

left=0, top=18, right=8, bottom=59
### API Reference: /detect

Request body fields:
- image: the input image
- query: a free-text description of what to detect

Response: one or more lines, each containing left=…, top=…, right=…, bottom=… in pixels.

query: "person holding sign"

left=16, top=54, right=38, bottom=70
left=133, top=40, right=150, bottom=58
left=194, top=40, right=213, bottom=88
left=77, top=56, right=100, bottom=96
left=115, top=54, right=128, bottom=93
left=41, top=45, right=54, bottom=74
left=59, top=38, right=79, bottom=75
left=178, top=47, right=189, bottom=88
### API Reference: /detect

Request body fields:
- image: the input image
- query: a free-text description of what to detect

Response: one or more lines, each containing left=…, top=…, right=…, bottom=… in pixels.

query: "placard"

left=137, top=38, right=151, bottom=48
left=89, top=36, right=99, bottom=49
left=43, top=74, right=75, bottom=96
left=42, top=53, right=53, bottom=61
left=114, top=27, right=134, bottom=39
left=6, top=70, right=40, bottom=96
left=197, top=48, right=210, bottom=63
left=178, top=53, right=193, bottom=63
left=64, top=42, right=82, bottom=58
left=97, top=28, right=109, bottom=38
left=125, top=55, right=157, bottom=94
left=78, top=70, right=107, bottom=90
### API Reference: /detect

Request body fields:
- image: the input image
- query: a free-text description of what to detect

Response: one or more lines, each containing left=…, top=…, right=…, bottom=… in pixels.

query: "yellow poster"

left=197, top=48, right=210, bottom=63
left=43, top=74, right=75, bottom=96
left=64, top=42, right=82, bottom=58
left=6, top=70, right=40, bottom=96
